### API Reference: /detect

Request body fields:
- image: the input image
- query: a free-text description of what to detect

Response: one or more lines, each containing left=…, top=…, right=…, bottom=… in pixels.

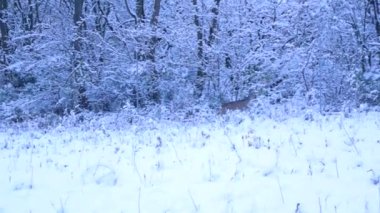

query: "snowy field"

left=1, top=111, right=380, bottom=213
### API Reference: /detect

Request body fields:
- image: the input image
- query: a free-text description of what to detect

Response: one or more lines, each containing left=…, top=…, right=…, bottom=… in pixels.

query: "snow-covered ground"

left=1, top=111, right=380, bottom=213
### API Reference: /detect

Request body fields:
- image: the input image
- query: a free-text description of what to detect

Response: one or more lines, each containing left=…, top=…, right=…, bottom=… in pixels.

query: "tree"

left=0, top=0, right=9, bottom=65
left=191, top=0, right=204, bottom=99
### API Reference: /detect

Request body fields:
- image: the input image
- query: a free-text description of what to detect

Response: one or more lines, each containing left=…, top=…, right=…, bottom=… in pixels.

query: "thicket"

left=0, top=0, right=379, bottom=123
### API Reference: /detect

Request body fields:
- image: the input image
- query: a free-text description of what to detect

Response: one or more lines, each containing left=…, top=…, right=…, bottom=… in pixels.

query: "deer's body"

left=220, top=97, right=252, bottom=114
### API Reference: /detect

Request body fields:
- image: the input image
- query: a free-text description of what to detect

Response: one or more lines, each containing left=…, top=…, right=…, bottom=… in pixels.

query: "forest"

left=1, top=1, right=380, bottom=212
left=0, top=0, right=379, bottom=122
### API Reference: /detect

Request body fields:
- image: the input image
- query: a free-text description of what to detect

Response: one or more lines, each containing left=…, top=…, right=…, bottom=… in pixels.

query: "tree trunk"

left=93, top=0, right=111, bottom=38
left=147, top=0, right=161, bottom=62
left=73, top=0, right=85, bottom=53
left=0, top=0, right=9, bottom=64
left=192, top=0, right=205, bottom=99
left=136, top=0, right=145, bottom=23
left=371, top=0, right=380, bottom=36
left=147, top=0, right=162, bottom=103
left=73, top=0, right=88, bottom=110
left=208, top=0, right=220, bottom=46
left=151, top=0, right=161, bottom=26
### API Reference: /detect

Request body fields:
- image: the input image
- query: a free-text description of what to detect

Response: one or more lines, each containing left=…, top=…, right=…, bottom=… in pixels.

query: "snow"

left=1, top=111, right=380, bottom=212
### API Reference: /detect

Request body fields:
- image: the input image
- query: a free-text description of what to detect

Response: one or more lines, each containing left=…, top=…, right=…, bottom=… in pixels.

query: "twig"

left=378, top=186, right=380, bottom=213
left=29, top=143, right=34, bottom=189
left=50, top=196, right=68, bottom=213
left=226, top=136, right=242, bottom=163
left=289, top=135, right=298, bottom=156
left=138, top=187, right=141, bottom=213
left=334, top=159, right=340, bottom=178
left=188, top=189, right=199, bottom=212
left=341, top=124, right=360, bottom=156
left=276, top=176, right=285, bottom=204
left=170, top=142, right=183, bottom=165
left=208, top=158, right=213, bottom=181
left=275, top=148, right=280, bottom=168
left=295, top=203, right=300, bottom=213
left=132, top=145, right=143, bottom=184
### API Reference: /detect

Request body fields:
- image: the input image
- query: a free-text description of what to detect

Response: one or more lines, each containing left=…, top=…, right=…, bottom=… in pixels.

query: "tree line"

left=0, top=0, right=379, bottom=121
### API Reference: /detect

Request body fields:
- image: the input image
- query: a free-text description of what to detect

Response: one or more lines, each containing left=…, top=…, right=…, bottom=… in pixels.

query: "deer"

left=220, top=94, right=256, bottom=114
left=218, top=76, right=286, bottom=114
